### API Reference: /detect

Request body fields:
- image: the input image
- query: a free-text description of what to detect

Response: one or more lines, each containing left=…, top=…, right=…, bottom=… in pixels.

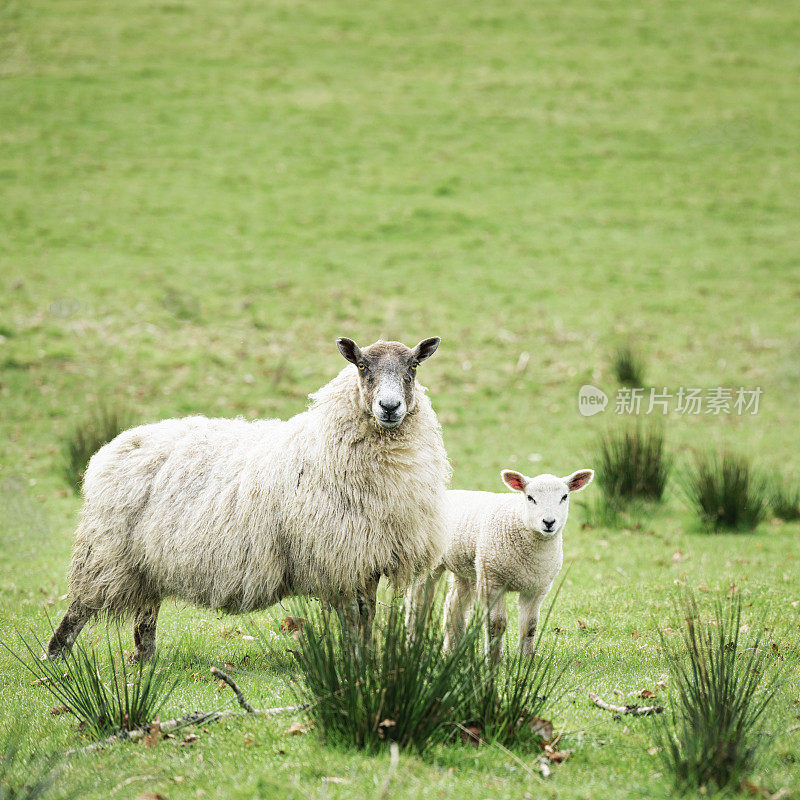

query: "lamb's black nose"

left=542, top=518, right=556, bottom=529
left=379, top=399, right=401, bottom=412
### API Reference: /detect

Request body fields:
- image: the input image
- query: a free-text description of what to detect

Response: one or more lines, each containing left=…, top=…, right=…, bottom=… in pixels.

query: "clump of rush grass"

left=770, top=476, right=800, bottom=522
left=62, top=407, right=132, bottom=494
left=612, top=346, right=645, bottom=386
left=460, top=589, right=573, bottom=748
left=656, top=592, right=784, bottom=794
left=258, top=593, right=486, bottom=754
left=577, top=494, right=648, bottom=531
left=4, top=629, right=178, bottom=740
left=595, top=426, right=671, bottom=503
left=0, top=722, right=66, bottom=800
left=680, top=452, right=767, bottom=532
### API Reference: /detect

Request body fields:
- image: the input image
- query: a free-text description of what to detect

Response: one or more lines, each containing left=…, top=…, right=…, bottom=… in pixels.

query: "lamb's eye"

left=561, top=494, right=568, bottom=502
left=527, top=495, right=535, bottom=503
left=357, top=362, right=367, bottom=371
left=411, top=361, right=419, bottom=369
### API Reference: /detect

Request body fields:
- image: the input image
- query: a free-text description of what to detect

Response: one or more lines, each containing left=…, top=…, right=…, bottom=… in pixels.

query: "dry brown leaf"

left=530, top=717, right=554, bottom=741
left=180, top=733, right=199, bottom=747
left=639, top=689, right=656, bottom=699
left=544, top=748, right=571, bottom=763
left=49, top=705, right=70, bottom=715
left=285, top=722, right=309, bottom=736
left=459, top=725, right=482, bottom=746
left=280, top=616, right=306, bottom=633
left=144, top=718, right=161, bottom=748
left=577, top=619, right=588, bottom=631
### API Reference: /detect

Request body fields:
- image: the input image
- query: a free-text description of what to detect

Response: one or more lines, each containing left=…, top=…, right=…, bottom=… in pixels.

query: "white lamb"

left=414, top=468, right=593, bottom=660
left=48, top=337, right=450, bottom=660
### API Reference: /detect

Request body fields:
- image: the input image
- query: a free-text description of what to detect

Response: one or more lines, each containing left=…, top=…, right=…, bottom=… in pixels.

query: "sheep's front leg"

left=443, top=574, right=474, bottom=653
left=132, top=603, right=161, bottom=662
left=479, top=579, right=507, bottom=664
left=518, top=592, right=545, bottom=658
left=356, top=573, right=381, bottom=642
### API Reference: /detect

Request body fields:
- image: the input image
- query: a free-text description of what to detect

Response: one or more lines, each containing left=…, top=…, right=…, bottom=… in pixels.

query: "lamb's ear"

left=565, top=469, right=594, bottom=492
left=411, top=337, right=441, bottom=364
left=501, top=469, right=527, bottom=493
left=337, top=337, right=362, bottom=365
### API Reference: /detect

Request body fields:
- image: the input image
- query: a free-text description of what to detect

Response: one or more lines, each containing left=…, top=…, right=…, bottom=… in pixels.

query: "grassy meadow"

left=1, top=0, right=799, bottom=797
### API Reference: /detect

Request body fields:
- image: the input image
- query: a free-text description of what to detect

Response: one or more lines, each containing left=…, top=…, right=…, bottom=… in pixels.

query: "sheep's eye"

left=527, top=495, right=535, bottom=503
left=357, top=362, right=367, bottom=371
left=411, top=361, right=419, bottom=370
left=561, top=494, right=568, bottom=502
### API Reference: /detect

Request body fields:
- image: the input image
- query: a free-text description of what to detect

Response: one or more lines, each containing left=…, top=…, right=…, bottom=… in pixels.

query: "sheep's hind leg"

left=404, top=565, right=444, bottom=636
left=443, top=575, right=474, bottom=653
left=47, top=600, right=94, bottom=660
left=132, top=604, right=161, bottom=662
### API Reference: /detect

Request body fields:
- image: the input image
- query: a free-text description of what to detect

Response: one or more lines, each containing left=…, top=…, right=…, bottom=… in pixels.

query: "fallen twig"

left=589, top=691, right=664, bottom=717
left=67, top=703, right=304, bottom=756
left=211, top=666, right=255, bottom=713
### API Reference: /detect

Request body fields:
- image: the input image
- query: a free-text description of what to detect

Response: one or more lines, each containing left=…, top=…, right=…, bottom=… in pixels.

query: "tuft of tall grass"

left=595, top=426, right=671, bottom=503
left=680, top=452, right=767, bottom=532
left=612, top=346, right=645, bottom=386
left=4, top=629, right=178, bottom=739
left=656, top=592, right=783, bottom=794
left=460, top=590, right=573, bottom=747
left=260, top=596, right=485, bottom=753
left=0, top=723, right=65, bottom=800
left=770, top=477, right=800, bottom=521
left=62, top=407, right=132, bottom=494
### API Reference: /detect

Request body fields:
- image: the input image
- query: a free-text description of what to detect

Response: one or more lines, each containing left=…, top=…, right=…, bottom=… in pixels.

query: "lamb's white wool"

left=49, top=339, right=450, bottom=659
left=418, top=468, right=593, bottom=659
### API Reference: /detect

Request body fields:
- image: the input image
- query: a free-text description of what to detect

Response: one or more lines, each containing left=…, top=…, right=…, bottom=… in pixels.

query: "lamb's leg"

left=404, top=565, right=444, bottom=635
left=443, top=574, right=474, bottom=653
left=356, top=574, right=381, bottom=642
left=479, top=579, right=506, bottom=664
left=132, top=604, right=161, bottom=662
left=518, top=592, right=545, bottom=658
left=47, top=600, right=94, bottom=660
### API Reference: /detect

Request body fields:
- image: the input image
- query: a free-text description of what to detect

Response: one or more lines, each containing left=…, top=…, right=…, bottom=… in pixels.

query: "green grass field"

left=1, top=0, right=799, bottom=797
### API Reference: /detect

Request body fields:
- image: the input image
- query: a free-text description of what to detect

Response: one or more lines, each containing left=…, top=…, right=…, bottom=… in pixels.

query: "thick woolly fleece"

left=65, top=365, right=450, bottom=619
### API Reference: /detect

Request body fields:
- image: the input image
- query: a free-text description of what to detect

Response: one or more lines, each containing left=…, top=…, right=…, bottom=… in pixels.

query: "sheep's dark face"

left=337, top=337, right=441, bottom=429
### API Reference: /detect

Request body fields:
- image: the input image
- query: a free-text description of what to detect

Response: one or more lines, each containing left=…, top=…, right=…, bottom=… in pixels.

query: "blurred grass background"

left=1, top=0, right=799, bottom=797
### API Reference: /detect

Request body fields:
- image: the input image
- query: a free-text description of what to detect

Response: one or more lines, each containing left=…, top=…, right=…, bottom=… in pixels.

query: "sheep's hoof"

left=46, top=640, right=65, bottom=661
left=129, top=648, right=155, bottom=663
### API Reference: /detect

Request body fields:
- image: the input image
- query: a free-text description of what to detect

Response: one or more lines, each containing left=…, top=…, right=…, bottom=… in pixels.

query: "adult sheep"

left=48, top=336, right=449, bottom=661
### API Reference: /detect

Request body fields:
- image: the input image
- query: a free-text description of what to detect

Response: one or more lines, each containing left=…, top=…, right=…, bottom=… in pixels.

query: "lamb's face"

left=336, top=336, right=441, bottom=430
left=501, top=468, right=594, bottom=539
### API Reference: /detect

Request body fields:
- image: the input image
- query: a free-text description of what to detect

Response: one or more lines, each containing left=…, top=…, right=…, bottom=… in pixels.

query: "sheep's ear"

left=337, top=337, right=362, bottom=365
left=565, top=469, right=594, bottom=492
left=501, top=469, right=527, bottom=493
left=412, top=337, right=441, bottom=364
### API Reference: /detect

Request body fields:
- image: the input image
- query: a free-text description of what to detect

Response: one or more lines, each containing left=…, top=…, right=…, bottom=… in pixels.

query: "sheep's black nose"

left=543, top=518, right=556, bottom=529
left=379, top=399, right=402, bottom=412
